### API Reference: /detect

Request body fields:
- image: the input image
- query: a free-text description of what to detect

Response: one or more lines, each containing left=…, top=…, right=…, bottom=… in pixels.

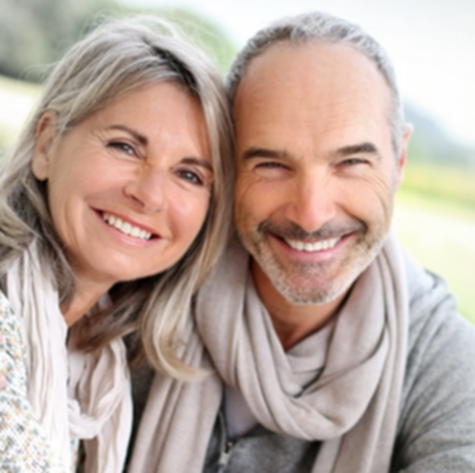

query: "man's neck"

left=251, top=260, right=347, bottom=351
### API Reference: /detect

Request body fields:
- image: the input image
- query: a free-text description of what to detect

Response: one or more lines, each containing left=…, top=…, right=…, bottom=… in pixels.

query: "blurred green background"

left=0, top=0, right=474, bottom=324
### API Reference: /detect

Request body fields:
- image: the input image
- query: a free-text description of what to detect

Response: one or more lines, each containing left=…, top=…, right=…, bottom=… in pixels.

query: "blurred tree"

left=0, top=0, right=237, bottom=81
left=146, top=6, right=237, bottom=74
left=406, top=103, right=474, bottom=169
left=0, top=0, right=118, bottom=81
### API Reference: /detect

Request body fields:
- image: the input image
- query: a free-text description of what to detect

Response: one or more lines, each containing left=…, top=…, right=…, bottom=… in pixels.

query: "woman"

left=0, top=16, right=233, bottom=472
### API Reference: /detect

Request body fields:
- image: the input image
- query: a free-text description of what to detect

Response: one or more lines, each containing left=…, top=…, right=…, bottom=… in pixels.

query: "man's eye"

left=177, top=169, right=204, bottom=186
left=341, top=157, right=368, bottom=166
left=107, top=141, right=136, bottom=156
left=256, top=161, right=286, bottom=169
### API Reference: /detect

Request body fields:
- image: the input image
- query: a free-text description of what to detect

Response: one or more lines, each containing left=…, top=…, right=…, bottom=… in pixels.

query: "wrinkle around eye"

left=255, top=161, right=287, bottom=168
left=106, top=140, right=138, bottom=157
left=252, top=159, right=292, bottom=176
left=175, top=168, right=213, bottom=189
left=178, top=169, right=202, bottom=185
left=250, top=161, right=292, bottom=182
left=338, top=157, right=371, bottom=167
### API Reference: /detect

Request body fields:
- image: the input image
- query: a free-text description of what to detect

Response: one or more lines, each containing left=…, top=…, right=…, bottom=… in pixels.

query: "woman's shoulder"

left=0, top=289, right=28, bottom=385
left=0, top=289, right=24, bottom=337
left=0, top=290, right=21, bottom=336
left=0, top=290, right=13, bottom=315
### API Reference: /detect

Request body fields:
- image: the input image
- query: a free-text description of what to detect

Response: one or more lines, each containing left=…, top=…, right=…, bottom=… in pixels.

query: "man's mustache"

left=257, top=219, right=367, bottom=241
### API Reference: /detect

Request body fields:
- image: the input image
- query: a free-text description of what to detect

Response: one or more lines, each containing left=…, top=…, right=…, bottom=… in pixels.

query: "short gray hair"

left=0, top=16, right=234, bottom=378
left=227, top=11, right=405, bottom=156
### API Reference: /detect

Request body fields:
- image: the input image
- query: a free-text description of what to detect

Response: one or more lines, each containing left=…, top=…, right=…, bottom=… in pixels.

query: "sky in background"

left=124, top=0, right=475, bottom=148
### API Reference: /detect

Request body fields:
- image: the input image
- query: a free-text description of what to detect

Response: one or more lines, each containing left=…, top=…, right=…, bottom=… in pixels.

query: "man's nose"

left=124, top=167, right=168, bottom=213
left=284, top=170, right=337, bottom=233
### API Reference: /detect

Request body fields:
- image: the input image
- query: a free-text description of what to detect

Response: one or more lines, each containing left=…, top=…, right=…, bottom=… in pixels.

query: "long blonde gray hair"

left=0, top=16, right=234, bottom=378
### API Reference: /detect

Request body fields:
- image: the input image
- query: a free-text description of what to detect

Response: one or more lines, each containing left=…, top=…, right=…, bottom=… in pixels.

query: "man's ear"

left=31, top=110, right=58, bottom=181
left=395, top=123, right=412, bottom=189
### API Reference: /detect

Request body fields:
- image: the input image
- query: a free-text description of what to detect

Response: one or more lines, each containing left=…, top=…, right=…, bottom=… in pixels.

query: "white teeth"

left=102, top=213, right=152, bottom=240
left=285, top=237, right=340, bottom=253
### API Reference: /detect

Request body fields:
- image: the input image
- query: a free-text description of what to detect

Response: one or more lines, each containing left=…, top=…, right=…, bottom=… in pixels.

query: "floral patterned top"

left=0, top=291, right=78, bottom=472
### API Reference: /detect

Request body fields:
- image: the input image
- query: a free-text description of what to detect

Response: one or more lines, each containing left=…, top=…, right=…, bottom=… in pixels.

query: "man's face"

left=233, top=42, right=409, bottom=306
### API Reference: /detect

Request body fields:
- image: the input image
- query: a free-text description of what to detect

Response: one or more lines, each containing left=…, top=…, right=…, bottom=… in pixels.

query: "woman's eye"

left=107, top=141, right=136, bottom=156
left=177, top=169, right=204, bottom=186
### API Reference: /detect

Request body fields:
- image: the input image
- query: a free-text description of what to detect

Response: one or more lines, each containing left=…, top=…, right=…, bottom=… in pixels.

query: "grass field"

left=394, top=189, right=475, bottom=324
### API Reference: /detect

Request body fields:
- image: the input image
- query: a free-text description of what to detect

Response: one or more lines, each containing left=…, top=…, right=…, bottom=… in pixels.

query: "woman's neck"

left=62, top=278, right=112, bottom=327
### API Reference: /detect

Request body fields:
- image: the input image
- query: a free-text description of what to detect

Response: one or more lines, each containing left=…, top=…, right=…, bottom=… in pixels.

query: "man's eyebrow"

left=241, top=143, right=381, bottom=161
left=334, top=142, right=381, bottom=159
left=107, top=124, right=148, bottom=146
left=241, top=147, right=290, bottom=161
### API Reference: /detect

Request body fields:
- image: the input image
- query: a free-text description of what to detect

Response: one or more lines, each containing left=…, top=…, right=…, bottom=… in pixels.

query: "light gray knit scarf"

left=129, top=232, right=408, bottom=473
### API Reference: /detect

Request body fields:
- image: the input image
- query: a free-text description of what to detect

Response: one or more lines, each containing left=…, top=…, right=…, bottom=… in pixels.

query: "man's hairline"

left=230, top=38, right=405, bottom=161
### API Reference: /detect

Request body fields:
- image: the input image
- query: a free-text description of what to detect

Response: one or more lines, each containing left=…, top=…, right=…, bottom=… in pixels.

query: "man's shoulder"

left=403, top=250, right=475, bottom=359
left=394, top=252, right=475, bottom=472
left=403, top=250, right=475, bottom=393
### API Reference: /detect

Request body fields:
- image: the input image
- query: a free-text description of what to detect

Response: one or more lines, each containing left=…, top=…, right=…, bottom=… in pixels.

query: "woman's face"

left=32, top=82, right=213, bottom=292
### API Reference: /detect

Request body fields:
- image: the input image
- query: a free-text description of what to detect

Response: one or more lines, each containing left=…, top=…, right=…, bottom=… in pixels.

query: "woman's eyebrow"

left=181, top=157, right=213, bottom=172
left=107, top=125, right=212, bottom=170
left=107, top=124, right=148, bottom=146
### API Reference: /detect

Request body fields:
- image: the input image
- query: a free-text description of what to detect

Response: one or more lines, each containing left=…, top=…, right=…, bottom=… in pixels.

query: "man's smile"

left=283, top=236, right=341, bottom=253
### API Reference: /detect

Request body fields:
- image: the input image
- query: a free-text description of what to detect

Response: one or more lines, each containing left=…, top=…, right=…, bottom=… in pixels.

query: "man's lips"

left=258, top=219, right=365, bottom=254
left=283, top=236, right=341, bottom=253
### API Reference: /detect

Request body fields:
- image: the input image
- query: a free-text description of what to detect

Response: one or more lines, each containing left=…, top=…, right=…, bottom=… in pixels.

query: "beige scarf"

left=129, top=232, right=408, bottom=473
left=6, top=241, right=132, bottom=472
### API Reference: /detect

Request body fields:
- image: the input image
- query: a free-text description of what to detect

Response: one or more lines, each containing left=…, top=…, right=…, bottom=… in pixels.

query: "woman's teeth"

left=102, top=213, right=152, bottom=240
left=285, top=237, right=340, bottom=252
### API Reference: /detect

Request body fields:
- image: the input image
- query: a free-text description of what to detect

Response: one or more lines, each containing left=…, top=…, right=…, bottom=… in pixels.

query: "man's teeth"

left=102, top=213, right=152, bottom=240
left=285, top=237, right=340, bottom=252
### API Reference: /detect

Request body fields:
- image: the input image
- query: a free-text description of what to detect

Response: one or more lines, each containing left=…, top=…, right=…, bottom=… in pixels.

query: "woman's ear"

left=31, top=110, right=58, bottom=181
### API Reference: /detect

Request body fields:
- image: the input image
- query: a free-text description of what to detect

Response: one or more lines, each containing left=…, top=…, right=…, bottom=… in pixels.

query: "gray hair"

left=227, top=11, right=405, bottom=157
left=0, top=16, right=234, bottom=378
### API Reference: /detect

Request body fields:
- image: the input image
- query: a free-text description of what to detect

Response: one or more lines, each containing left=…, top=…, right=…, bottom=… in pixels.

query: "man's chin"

left=268, top=274, right=348, bottom=306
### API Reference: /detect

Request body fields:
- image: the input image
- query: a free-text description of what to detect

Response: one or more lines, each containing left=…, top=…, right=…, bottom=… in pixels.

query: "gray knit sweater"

left=129, top=255, right=475, bottom=472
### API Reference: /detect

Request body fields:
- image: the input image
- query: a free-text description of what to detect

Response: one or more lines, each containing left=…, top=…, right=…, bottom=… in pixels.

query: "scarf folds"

left=6, top=241, right=132, bottom=473
left=129, top=231, right=408, bottom=473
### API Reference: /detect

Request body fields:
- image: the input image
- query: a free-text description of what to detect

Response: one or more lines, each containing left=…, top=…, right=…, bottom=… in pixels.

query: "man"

left=128, top=11, right=475, bottom=473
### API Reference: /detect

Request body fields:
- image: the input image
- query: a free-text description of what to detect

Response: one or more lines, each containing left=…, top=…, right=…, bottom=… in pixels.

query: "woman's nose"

left=124, top=167, right=168, bottom=213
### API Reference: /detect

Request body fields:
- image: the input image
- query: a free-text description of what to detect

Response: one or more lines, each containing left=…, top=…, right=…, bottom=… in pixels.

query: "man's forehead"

left=233, top=41, right=394, bottom=158
left=235, top=41, right=387, bottom=104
